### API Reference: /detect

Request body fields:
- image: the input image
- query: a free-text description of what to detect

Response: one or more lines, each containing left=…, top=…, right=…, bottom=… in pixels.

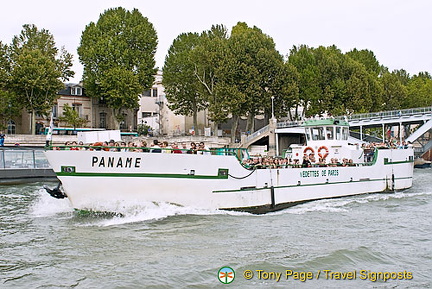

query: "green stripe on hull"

left=212, top=176, right=413, bottom=193
left=56, top=171, right=228, bottom=179
left=384, top=159, right=414, bottom=165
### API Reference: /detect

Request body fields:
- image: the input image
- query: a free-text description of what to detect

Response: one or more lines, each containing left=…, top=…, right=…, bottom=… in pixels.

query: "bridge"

left=240, top=106, right=432, bottom=158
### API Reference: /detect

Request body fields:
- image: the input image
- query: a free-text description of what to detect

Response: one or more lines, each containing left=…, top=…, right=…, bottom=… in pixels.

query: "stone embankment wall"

left=3, top=134, right=231, bottom=148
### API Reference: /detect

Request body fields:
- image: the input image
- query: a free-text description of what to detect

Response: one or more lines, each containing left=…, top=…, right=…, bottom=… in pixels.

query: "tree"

left=404, top=72, right=432, bottom=108
left=163, top=32, right=206, bottom=132
left=58, top=103, right=88, bottom=128
left=78, top=7, right=157, bottom=128
left=288, top=45, right=321, bottom=118
left=217, top=22, right=294, bottom=138
left=7, top=24, right=74, bottom=134
left=193, top=25, right=230, bottom=133
left=0, top=41, right=20, bottom=130
left=379, top=71, right=408, bottom=111
left=288, top=45, right=380, bottom=116
left=346, top=48, right=383, bottom=77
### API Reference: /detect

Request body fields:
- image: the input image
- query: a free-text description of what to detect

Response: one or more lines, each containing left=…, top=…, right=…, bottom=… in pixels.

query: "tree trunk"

left=193, top=108, right=198, bottom=136
left=245, top=113, right=255, bottom=134
left=212, top=121, right=218, bottom=137
left=230, top=114, right=239, bottom=143
left=30, top=110, right=36, bottom=135
left=112, top=108, right=121, bottom=130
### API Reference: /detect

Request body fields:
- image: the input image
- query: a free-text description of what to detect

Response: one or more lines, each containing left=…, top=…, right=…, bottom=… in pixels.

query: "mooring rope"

left=228, top=168, right=256, bottom=179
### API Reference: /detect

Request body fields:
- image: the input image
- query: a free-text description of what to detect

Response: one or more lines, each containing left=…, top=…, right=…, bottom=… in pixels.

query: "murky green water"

left=1, top=169, right=431, bottom=288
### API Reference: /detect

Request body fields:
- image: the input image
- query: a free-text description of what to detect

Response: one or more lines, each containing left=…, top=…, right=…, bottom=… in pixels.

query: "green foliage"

left=346, top=48, right=383, bottom=77
left=0, top=42, right=20, bottom=129
left=78, top=7, right=157, bottom=127
left=137, top=123, right=151, bottom=136
left=288, top=45, right=383, bottom=117
left=6, top=24, right=74, bottom=133
left=378, top=71, right=408, bottom=111
left=404, top=72, right=432, bottom=108
left=163, top=22, right=296, bottom=137
left=163, top=32, right=205, bottom=130
left=58, top=103, right=88, bottom=128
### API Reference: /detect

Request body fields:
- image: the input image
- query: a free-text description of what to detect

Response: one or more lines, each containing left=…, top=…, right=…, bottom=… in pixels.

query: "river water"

left=0, top=168, right=431, bottom=289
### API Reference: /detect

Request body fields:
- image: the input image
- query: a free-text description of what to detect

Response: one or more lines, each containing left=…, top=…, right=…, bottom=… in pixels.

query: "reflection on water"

left=0, top=169, right=431, bottom=288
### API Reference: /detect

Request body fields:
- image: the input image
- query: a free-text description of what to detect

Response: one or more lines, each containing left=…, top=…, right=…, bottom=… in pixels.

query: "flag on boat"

left=46, top=112, right=54, bottom=146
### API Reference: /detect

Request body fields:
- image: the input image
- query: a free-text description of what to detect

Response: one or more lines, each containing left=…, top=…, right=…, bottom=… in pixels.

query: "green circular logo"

left=218, top=266, right=235, bottom=284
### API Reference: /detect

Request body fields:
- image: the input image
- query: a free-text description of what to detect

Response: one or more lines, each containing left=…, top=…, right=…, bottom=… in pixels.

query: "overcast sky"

left=1, top=0, right=431, bottom=83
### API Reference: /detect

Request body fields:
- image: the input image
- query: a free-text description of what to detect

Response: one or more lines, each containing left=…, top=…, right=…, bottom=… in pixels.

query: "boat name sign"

left=92, top=156, right=141, bottom=168
left=300, top=169, right=339, bottom=178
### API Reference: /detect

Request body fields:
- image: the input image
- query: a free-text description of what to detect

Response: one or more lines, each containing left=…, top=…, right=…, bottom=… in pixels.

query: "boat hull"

left=44, top=148, right=414, bottom=213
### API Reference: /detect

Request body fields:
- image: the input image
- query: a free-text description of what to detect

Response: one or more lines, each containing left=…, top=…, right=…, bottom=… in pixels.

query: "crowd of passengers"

left=56, top=139, right=212, bottom=154
left=242, top=155, right=355, bottom=169
left=56, top=137, right=411, bottom=169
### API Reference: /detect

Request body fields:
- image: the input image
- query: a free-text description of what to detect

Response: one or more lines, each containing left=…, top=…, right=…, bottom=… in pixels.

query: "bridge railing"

left=244, top=125, right=270, bottom=144
left=340, top=106, right=432, bottom=122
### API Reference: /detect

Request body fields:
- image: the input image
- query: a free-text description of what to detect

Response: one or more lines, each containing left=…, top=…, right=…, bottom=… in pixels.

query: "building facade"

left=8, top=71, right=226, bottom=136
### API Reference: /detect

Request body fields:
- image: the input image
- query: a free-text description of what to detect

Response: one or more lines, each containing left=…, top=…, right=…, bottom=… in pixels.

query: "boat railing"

left=0, top=148, right=51, bottom=169
left=46, top=145, right=249, bottom=158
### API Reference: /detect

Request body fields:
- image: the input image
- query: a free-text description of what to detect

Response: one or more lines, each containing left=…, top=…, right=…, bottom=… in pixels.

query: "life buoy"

left=303, top=147, right=314, bottom=155
left=318, top=146, right=329, bottom=159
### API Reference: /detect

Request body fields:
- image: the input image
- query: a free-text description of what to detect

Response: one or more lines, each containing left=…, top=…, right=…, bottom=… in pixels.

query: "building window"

left=142, top=88, right=158, bottom=97
left=152, top=88, right=158, bottom=97
left=142, top=112, right=152, bottom=118
left=99, top=112, right=107, bottom=129
left=7, top=120, right=16, bottom=134
left=72, top=104, right=82, bottom=118
left=52, top=105, right=58, bottom=118
left=120, top=113, right=127, bottom=130
left=71, top=87, right=82, bottom=96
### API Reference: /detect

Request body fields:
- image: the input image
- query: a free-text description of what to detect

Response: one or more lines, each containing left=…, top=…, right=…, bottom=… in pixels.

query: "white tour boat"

left=44, top=119, right=414, bottom=214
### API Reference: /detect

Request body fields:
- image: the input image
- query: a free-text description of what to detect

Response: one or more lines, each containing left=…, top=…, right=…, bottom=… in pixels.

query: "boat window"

left=342, top=127, right=349, bottom=140
left=336, top=126, right=341, bottom=140
left=311, top=127, right=325, bottom=140
left=305, top=128, right=311, bottom=141
left=326, top=127, right=334, bottom=140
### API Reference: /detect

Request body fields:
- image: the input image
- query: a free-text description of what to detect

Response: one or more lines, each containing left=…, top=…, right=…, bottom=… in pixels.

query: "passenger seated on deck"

left=126, top=141, right=135, bottom=152
left=120, top=141, right=128, bottom=152
left=172, top=142, right=182, bottom=154
left=318, top=158, right=327, bottom=167
left=92, top=142, right=103, bottom=151
left=302, top=154, right=312, bottom=168
left=330, top=158, right=339, bottom=167
left=70, top=141, right=79, bottom=151
left=197, top=142, right=211, bottom=155
left=188, top=142, right=197, bottom=154
left=181, top=142, right=188, bottom=154
left=161, top=141, right=171, bottom=153
left=78, top=141, right=86, bottom=150
left=103, top=141, right=110, bottom=151
left=309, top=153, right=316, bottom=164
left=151, top=139, right=161, bottom=153
left=108, top=139, right=117, bottom=152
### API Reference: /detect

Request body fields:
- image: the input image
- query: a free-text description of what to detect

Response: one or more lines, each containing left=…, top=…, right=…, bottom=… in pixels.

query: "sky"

left=1, top=0, right=431, bottom=83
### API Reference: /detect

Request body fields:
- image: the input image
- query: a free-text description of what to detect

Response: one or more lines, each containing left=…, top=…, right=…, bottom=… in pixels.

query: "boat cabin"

left=304, top=119, right=350, bottom=145
left=288, top=119, right=363, bottom=164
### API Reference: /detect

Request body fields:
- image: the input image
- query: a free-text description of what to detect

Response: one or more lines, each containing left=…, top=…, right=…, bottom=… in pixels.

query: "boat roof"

left=303, top=119, right=349, bottom=127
